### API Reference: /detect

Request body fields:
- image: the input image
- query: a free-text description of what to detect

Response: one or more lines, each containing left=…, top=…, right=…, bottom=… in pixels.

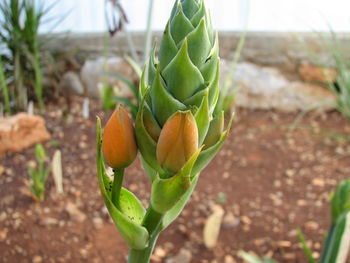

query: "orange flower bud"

left=102, top=105, right=138, bottom=169
left=156, top=111, right=198, bottom=174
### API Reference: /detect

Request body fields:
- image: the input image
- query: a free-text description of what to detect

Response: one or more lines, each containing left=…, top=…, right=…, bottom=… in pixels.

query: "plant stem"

left=111, top=168, right=124, bottom=208
left=128, top=206, right=164, bottom=263
left=0, top=58, right=11, bottom=114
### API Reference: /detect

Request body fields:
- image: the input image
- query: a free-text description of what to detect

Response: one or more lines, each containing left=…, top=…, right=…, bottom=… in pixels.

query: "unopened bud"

left=102, top=105, right=138, bottom=169
left=156, top=111, right=198, bottom=174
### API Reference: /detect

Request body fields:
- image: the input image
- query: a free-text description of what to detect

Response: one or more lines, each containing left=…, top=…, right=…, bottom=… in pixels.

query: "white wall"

left=41, top=0, right=350, bottom=33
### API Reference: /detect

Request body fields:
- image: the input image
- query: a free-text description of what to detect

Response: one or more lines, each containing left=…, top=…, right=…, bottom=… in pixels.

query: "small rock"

left=312, top=178, right=325, bottom=187
left=275, top=240, right=292, bottom=248
left=42, top=217, right=59, bottom=226
left=1, top=195, right=14, bottom=206
left=240, top=216, right=252, bottom=225
left=0, top=212, right=7, bottom=222
left=0, top=113, right=50, bottom=156
left=298, top=62, right=337, bottom=83
left=32, top=255, right=43, bottom=263
left=92, top=217, right=104, bottom=229
left=224, top=255, right=237, bottom=263
left=0, top=228, right=8, bottom=241
left=61, top=71, right=84, bottom=95
left=154, top=247, right=167, bottom=258
left=285, top=169, right=296, bottom=177
left=305, top=221, right=319, bottom=231
left=222, top=212, right=240, bottom=228
left=65, top=202, right=86, bottom=223
left=166, top=248, right=192, bottom=263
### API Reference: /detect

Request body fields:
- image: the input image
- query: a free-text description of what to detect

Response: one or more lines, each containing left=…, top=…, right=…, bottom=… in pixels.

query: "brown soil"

left=1, top=97, right=350, bottom=263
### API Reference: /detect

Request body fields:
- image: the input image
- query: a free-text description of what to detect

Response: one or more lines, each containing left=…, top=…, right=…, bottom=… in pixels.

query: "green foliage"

left=297, top=229, right=316, bottom=263
left=214, top=31, right=246, bottom=116
left=298, top=178, right=350, bottom=263
left=0, top=57, right=11, bottom=114
left=320, top=179, right=350, bottom=263
left=0, top=0, right=49, bottom=112
left=238, top=251, right=278, bottom=263
left=326, top=32, right=350, bottom=121
left=98, top=83, right=116, bottom=111
left=28, top=144, right=50, bottom=201
left=102, top=71, right=138, bottom=119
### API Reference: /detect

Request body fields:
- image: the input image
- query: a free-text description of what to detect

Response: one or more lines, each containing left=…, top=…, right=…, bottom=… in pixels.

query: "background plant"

left=101, top=0, right=155, bottom=116
left=28, top=144, right=50, bottom=201
left=0, top=0, right=53, bottom=113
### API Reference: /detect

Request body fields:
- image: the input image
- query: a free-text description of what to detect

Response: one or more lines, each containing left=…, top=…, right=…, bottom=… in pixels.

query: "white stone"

left=80, top=57, right=137, bottom=98
left=221, top=61, right=336, bottom=112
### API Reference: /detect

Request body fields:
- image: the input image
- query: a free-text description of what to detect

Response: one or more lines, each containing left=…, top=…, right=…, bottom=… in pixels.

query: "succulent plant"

left=96, top=1, right=234, bottom=262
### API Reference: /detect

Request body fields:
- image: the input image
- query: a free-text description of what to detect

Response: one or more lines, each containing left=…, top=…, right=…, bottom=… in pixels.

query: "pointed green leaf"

left=203, top=111, right=224, bottom=150
left=170, top=0, right=180, bottom=21
left=151, top=148, right=202, bottom=213
left=96, top=118, right=149, bottom=250
left=170, top=7, right=194, bottom=44
left=320, top=213, right=350, bottom=263
left=142, top=102, right=161, bottom=142
left=183, top=85, right=208, bottom=107
left=163, top=39, right=205, bottom=102
left=190, top=0, right=206, bottom=27
left=159, top=22, right=178, bottom=71
left=187, top=18, right=211, bottom=67
left=161, top=173, right=199, bottom=230
left=147, top=48, right=157, bottom=86
left=119, top=188, right=146, bottom=225
left=181, top=0, right=200, bottom=20
left=192, top=113, right=234, bottom=175
left=151, top=66, right=187, bottom=126
left=200, top=33, right=219, bottom=82
left=208, top=60, right=221, bottom=112
left=194, top=89, right=210, bottom=145
left=140, top=65, right=148, bottom=99
left=331, top=179, right=350, bottom=223
left=135, top=96, right=165, bottom=174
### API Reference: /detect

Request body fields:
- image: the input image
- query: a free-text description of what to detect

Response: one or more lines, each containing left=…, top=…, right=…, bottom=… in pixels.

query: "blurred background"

left=42, top=0, right=350, bottom=32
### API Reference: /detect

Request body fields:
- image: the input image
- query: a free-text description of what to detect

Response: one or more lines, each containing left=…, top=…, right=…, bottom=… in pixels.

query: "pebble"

left=65, top=202, right=86, bottom=223
left=222, top=213, right=240, bottom=228
left=166, top=248, right=192, bottom=263
left=32, top=255, right=43, bottom=263
left=92, top=217, right=104, bottom=229
left=224, top=255, right=237, bottom=263
left=42, top=217, right=59, bottom=226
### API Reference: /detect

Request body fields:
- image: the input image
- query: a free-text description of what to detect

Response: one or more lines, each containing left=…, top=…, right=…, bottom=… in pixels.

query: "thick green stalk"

left=128, top=206, right=163, bottom=263
left=111, top=169, right=124, bottom=208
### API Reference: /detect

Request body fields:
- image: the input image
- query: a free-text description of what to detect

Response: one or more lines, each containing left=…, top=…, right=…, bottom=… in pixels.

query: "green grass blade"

left=297, top=229, right=316, bottom=263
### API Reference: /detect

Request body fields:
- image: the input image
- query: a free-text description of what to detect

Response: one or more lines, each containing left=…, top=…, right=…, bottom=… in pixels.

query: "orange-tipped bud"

left=156, top=111, right=198, bottom=174
left=102, top=105, right=138, bottom=169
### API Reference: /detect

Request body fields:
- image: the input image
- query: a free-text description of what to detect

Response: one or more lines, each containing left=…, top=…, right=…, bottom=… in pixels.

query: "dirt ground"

left=1, top=97, right=350, bottom=263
